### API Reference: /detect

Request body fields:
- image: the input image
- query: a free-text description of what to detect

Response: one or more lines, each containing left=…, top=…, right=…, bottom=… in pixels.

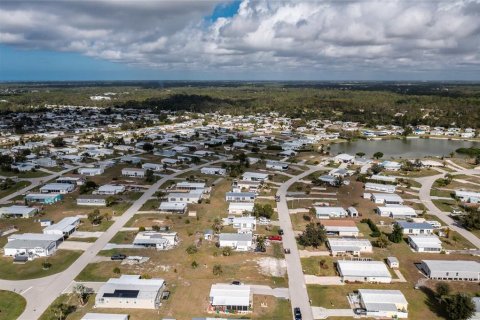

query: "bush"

left=113, top=267, right=120, bottom=274
left=191, top=261, right=199, bottom=269
left=138, top=226, right=146, bottom=232
left=222, top=247, right=232, bottom=256
left=42, top=261, right=52, bottom=270
left=213, top=264, right=223, bottom=275
left=186, top=244, right=198, bottom=254
left=361, top=218, right=381, bottom=237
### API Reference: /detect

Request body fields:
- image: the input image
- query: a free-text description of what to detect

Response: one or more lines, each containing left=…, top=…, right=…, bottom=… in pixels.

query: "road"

left=416, top=169, right=480, bottom=249
left=0, top=158, right=225, bottom=320
left=277, top=165, right=324, bottom=320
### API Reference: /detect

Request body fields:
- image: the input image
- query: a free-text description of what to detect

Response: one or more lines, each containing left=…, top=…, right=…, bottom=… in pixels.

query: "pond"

left=329, top=138, right=480, bottom=158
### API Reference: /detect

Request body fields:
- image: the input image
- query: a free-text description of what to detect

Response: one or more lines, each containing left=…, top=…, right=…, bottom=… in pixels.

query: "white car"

left=258, top=217, right=271, bottom=225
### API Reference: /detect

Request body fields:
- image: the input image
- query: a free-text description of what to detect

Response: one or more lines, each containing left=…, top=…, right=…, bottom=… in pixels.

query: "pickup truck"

left=268, top=235, right=282, bottom=241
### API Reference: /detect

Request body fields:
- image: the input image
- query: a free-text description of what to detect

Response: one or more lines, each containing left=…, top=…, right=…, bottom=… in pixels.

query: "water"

left=329, top=138, right=480, bottom=158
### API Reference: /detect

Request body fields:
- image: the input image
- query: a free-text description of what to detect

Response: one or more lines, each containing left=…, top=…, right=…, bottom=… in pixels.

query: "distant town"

left=0, top=87, right=479, bottom=320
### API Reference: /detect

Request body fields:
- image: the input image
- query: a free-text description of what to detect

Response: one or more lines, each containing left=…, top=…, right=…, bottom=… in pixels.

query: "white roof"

left=8, top=233, right=63, bottom=242
left=372, top=193, right=403, bottom=202
left=359, top=289, right=407, bottom=312
left=370, top=175, right=396, bottom=182
left=159, top=202, right=187, bottom=210
left=82, top=314, right=129, bottom=320
left=210, top=284, right=251, bottom=307
left=98, top=185, right=125, bottom=192
left=314, top=207, right=347, bottom=215
left=40, top=183, right=72, bottom=191
left=421, top=260, right=480, bottom=273
left=228, top=202, right=255, bottom=210
left=408, top=235, right=442, bottom=248
left=219, top=233, right=252, bottom=242
left=43, top=217, right=79, bottom=233
left=98, top=275, right=165, bottom=301
left=337, top=260, right=391, bottom=278
left=377, top=205, right=416, bottom=215
left=176, top=181, right=206, bottom=189
left=0, top=205, right=36, bottom=215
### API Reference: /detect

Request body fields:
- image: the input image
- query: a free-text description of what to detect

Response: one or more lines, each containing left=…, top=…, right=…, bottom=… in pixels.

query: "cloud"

left=1, top=0, right=479, bottom=78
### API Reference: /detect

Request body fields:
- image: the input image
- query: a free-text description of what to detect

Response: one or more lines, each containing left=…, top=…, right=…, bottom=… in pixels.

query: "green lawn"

left=0, top=181, right=31, bottom=199
left=432, top=199, right=456, bottom=212
left=76, top=262, right=119, bottom=282
left=0, top=250, right=82, bottom=280
left=0, top=169, right=50, bottom=178
left=110, top=231, right=136, bottom=244
left=0, top=290, right=26, bottom=320
left=301, top=257, right=337, bottom=276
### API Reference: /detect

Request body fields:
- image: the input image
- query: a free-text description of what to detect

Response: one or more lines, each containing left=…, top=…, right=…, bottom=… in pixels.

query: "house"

left=142, top=163, right=163, bottom=171
left=209, top=284, right=251, bottom=313
left=365, top=182, right=396, bottom=193
left=218, top=233, right=253, bottom=251
left=396, top=221, right=434, bottom=235
left=232, top=180, right=261, bottom=193
left=317, top=175, right=337, bottom=186
left=133, top=231, right=178, bottom=250
left=420, top=260, right=480, bottom=281
left=358, top=289, right=408, bottom=319
left=36, top=157, right=57, bottom=167
left=387, top=257, right=399, bottom=268
left=376, top=206, right=417, bottom=219
left=225, top=192, right=256, bottom=203
left=95, top=275, right=166, bottom=309
left=43, top=217, right=80, bottom=237
left=228, top=202, right=254, bottom=215
left=161, top=158, right=179, bottom=166
left=0, top=205, right=38, bottom=218
left=78, top=167, right=104, bottom=176
left=369, top=175, right=396, bottom=184
left=4, top=233, right=63, bottom=259
left=159, top=202, right=188, bottom=214
left=334, top=153, right=355, bottom=163
left=40, top=183, right=75, bottom=194
left=230, top=216, right=256, bottom=233
left=337, top=260, right=392, bottom=283
left=314, top=207, right=347, bottom=219
left=347, top=207, right=359, bottom=217
left=97, top=184, right=126, bottom=195
left=371, top=193, right=404, bottom=205
left=120, top=155, right=143, bottom=164
left=81, top=314, right=129, bottom=320
left=122, top=168, right=146, bottom=178
left=167, top=191, right=202, bottom=204
left=25, top=193, right=63, bottom=204
left=327, top=238, right=372, bottom=256
left=454, top=190, right=480, bottom=204
left=266, top=160, right=289, bottom=171
left=200, top=167, right=227, bottom=175
left=77, top=195, right=107, bottom=206
left=175, top=182, right=206, bottom=191
left=408, top=235, right=442, bottom=253
left=321, top=220, right=359, bottom=236
left=242, top=172, right=269, bottom=182
left=56, top=175, right=85, bottom=186
left=380, top=161, right=402, bottom=171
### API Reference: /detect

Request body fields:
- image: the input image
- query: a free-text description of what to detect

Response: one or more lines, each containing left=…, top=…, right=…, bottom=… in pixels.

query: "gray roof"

left=422, top=260, right=480, bottom=273
left=397, top=221, right=433, bottom=229
left=337, top=260, right=391, bottom=278
left=219, top=233, right=252, bottom=242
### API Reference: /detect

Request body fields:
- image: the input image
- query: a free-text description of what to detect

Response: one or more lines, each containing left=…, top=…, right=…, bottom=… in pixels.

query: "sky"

left=0, top=0, right=479, bottom=81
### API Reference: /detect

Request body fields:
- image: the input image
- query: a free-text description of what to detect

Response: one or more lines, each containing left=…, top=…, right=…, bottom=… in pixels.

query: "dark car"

left=294, top=307, right=302, bottom=320
left=278, top=229, right=284, bottom=235
left=353, top=308, right=367, bottom=315
left=231, top=280, right=242, bottom=285
left=284, top=248, right=291, bottom=254
left=111, top=253, right=126, bottom=261
left=275, top=195, right=281, bottom=202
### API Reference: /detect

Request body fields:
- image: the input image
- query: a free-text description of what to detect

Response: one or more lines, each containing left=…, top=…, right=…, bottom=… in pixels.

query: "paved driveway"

left=312, top=307, right=355, bottom=319
left=251, top=285, right=290, bottom=299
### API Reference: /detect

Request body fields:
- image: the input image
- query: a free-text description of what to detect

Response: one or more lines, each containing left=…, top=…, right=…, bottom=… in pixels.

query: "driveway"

left=304, top=275, right=343, bottom=286
left=312, top=307, right=355, bottom=319
left=251, top=285, right=290, bottom=299
left=58, top=241, right=92, bottom=251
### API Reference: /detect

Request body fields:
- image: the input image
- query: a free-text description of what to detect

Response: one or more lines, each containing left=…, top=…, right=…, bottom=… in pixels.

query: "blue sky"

left=0, top=0, right=479, bottom=81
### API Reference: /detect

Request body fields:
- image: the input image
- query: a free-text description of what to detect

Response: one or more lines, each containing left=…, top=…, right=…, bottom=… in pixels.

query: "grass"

left=432, top=200, right=457, bottom=212
left=0, top=290, right=26, bottom=320
left=76, top=262, right=119, bottom=282
left=0, top=250, right=82, bottom=280
left=110, top=231, right=136, bottom=244
left=0, top=169, right=50, bottom=178
left=0, top=181, right=31, bottom=199
left=301, top=257, right=337, bottom=276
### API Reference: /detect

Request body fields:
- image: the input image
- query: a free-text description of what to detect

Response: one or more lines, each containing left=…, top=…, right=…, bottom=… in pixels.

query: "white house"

left=380, top=161, right=402, bottom=171
left=167, top=191, right=202, bottom=204
left=159, top=202, right=187, bottom=214
left=321, top=220, right=359, bottom=236
left=371, top=193, right=404, bottom=205
left=97, top=184, right=126, bottom=195
left=314, top=206, right=347, bottom=219
left=266, top=160, right=289, bottom=171
left=43, top=216, right=80, bottom=237
left=230, top=216, right=257, bottom=233
left=454, top=190, right=480, bottom=204
left=396, top=221, right=434, bottom=235
left=77, top=195, right=107, bottom=206
left=420, top=260, right=480, bottom=281
left=40, top=183, right=75, bottom=194
left=334, top=153, right=355, bottom=163
left=142, top=163, right=163, bottom=171
left=408, top=235, right=442, bottom=253
left=225, top=192, right=256, bottom=203
left=365, top=182, right=396, bottom=193
left=228, top=202, right=255, bottom=215
left=337, top=260, right=392, bottom=283
left=327, top=238, right=372, bottom=256
left=209, top=284, right=251, bottom=313
left=0, top=205, right=38, bottom=218
left=95, top=275, right=166, bottom=309
left=81, top=313, right=129, bottom=320
left=133, top=231, right=178, bottom=250
left=358, top=289, right=408, bottom=319
left=78, top=167, right=104, bottom=176
left=4, top=233, right=63, bottom=259
left=218, top=233, right=253, bottom=251
left=376, top=206, right=417, bottom=219
left=122, top=168, right=146, bottom=178
left=242, top=172, right=269, bottom=182
left=200, top=167, right=227, bottom=175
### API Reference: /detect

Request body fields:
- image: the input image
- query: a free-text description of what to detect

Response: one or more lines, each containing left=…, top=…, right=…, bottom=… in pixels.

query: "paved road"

left=0, top=158, right=225, bottom=320
left=416, top=169, right=480, bottom=249
left=277, top=166, right=324, bottom=320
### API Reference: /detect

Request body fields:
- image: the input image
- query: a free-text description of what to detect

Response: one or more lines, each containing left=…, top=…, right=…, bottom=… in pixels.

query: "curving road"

left=276, top=165, right=325, bottom=320
left=0, top=158, right=226, bottom=320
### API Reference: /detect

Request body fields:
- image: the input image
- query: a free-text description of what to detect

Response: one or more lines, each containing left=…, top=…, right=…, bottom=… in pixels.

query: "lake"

left=329, top=138, right=480, bottom=158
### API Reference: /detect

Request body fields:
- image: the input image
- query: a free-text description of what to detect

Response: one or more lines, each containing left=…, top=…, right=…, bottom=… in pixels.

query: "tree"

left=145, top=169, right=155, bottom=183
left=105, top=196, right=116, bottom=207
left=87, top=209, right=103, bottom=225
left=297, top=223, right=327, bottom=248
left=186, top=244, right=198, bottom=254
left=142, top=142, right=154, bottom=152
left=355, top=152, right=365, bottom=157
left=51, top=137, right=65, bottom=147
left=445, top=294, right=475, bottom=320
left=373, top=152, right=384, bottom=159
left=435, top=282, right=451, bottom=299
left=375, top=233, right=390, bottom=248
left=191, top=260, right=199, bottom=269
left=0, top=155, right=14, bottom=170
left=79, top=180, right=98, bottom=194
left=253, top=203, right=274, bottom=219
left=212, top=217, right=223, bottom=233
left=50, top=302, right=71, bottom=320
left=461, top=210, right=480, bottom=231
left=73, top=284, right=90, bottom=306
left=388, top=223, right=403, bottom=243
left=213, top=264, right=223, bottom=275
left=222, top=247, right=232, bottom=256
left=370, top=163, right=383, bottom=174
left=256, top=236, right=266, bottom=252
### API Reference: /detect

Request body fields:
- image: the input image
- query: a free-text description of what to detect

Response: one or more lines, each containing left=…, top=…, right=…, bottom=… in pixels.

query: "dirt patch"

left=256, top=257, right=287, bottom=277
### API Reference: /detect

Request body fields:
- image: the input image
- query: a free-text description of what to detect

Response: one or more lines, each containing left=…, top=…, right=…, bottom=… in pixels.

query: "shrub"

left=186, top=244, right=198, bottom=254
left=213, top=264, right=223, bottom=275
left=113, top=267, right=121, bottom=274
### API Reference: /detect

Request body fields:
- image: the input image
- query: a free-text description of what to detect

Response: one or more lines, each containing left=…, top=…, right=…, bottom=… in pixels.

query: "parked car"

left=353, top=308, right=367, bottom=315
left=258, top=217, right=271, bottom=225
left=268, top=235, right=282, bottom=241
left=278, top=228, right=284, bottom=235
left=231, top=280, right=243, bottom=285
left=284, top=248, right=291, bottom=254
left=111, top=253, right=126, bottom=261
left=275, top=195, right=281, bottom=202
left=294, top=307, right=302, bottom=320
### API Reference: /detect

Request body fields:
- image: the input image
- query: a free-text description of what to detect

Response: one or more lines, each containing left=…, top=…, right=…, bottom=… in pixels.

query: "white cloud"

left=1, top=0, right=479, bottom=78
